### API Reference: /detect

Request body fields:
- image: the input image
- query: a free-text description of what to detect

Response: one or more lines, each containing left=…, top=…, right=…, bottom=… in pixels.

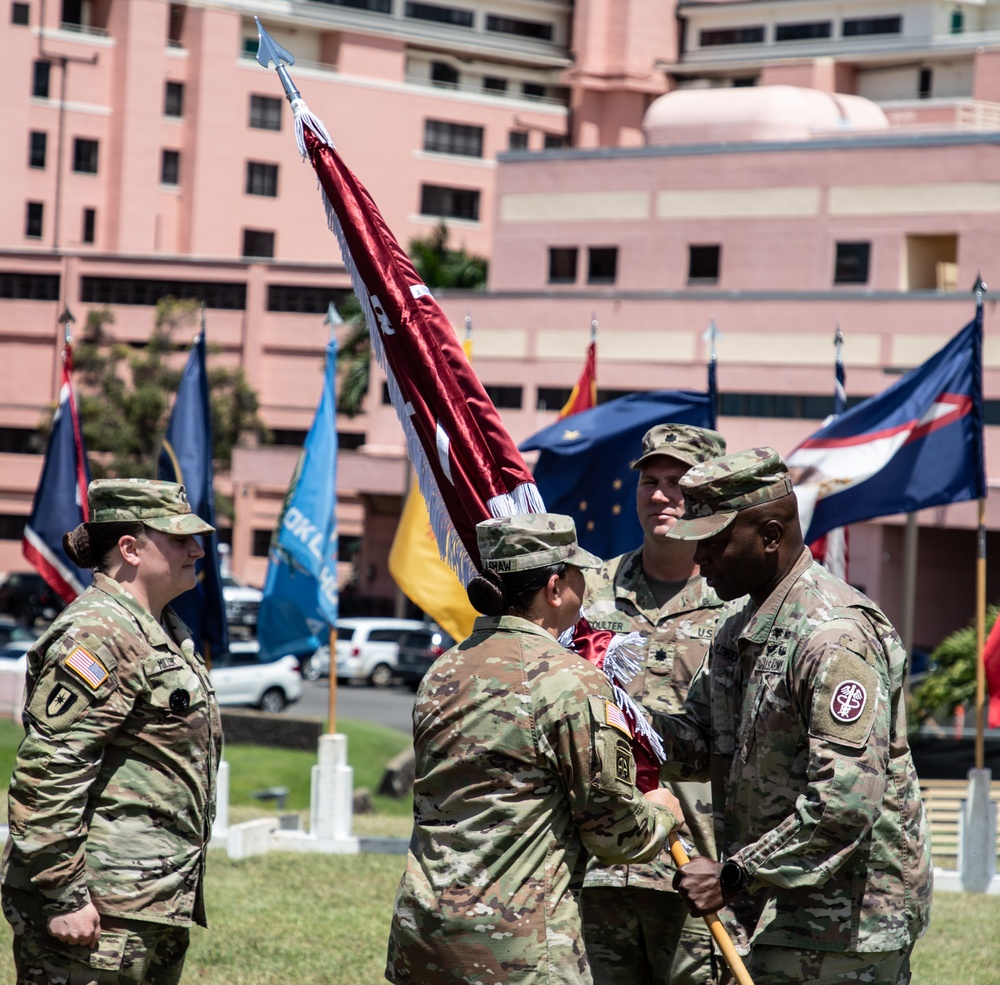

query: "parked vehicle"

left=306, top=617, right=427, bottom=688
left=0, top=572, right=65, bottom=626
left=209, top=639, right=303, bottom=713
left=222, top=573, right=263, bottom=632
left=396, top=626, right=455, bottom=691
left=0, top=617, right=36, bottom=649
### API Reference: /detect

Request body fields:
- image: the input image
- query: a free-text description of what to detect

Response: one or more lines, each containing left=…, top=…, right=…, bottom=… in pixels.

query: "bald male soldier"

left=580, top=424, right=727, bottom=985
left=657, top=448, right=932, bottom=984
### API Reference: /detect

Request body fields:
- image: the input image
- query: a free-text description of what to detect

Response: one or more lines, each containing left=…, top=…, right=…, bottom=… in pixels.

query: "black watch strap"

left=719, top=859, right=747, bottom=891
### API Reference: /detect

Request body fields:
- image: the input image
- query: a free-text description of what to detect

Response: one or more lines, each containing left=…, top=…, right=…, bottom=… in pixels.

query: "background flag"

left=22, top=345, right=93, bottom=602
left=260, top=338, right=339, bottom=656
left=521, top=390, right=716, bottom=558
left=157, top=332, right=229, bottom=655
left=388, top=335, right=477, bottom=644
left=787, top=313, right=985, bottom=544
left=558, top=340, right=597, bottom=419
left=983, top=612, right=1000, bottom=728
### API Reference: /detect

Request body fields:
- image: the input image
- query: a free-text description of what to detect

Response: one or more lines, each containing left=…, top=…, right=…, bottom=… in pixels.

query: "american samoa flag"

left=787, top=311, right=985, bottom=544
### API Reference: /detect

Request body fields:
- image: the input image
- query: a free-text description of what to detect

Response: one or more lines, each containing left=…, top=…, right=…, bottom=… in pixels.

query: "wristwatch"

left=719, top=859, right=748, bottom=892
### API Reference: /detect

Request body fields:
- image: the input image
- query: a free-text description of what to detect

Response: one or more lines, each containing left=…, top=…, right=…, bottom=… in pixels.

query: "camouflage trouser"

left=740, top=944, right=913, bottom=985
left=11, top=918, right=190, bottom=985
left=581, top=886, right=717, bottom=985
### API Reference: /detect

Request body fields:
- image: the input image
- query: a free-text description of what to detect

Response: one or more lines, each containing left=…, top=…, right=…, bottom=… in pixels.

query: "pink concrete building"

left=5, top=0, right=1000, bottom=651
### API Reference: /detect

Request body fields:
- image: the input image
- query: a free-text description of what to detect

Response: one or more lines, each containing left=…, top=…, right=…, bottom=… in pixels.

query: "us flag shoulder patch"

left=64, top=646, right=109, bottom=690
left=605, top=700, right=632, bottom=738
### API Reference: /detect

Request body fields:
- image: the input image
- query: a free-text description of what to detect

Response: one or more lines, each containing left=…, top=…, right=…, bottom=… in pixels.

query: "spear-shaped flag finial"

left=254, top=17, right=300, bottom=103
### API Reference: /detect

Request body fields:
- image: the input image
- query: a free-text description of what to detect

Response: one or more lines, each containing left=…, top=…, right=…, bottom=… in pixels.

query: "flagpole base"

left=959, top=767, right=997, bottom=893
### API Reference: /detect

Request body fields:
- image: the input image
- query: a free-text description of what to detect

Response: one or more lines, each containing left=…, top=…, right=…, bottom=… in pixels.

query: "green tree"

left=335, top=221, right=488, bottom=417
left=910, top=606, right=997, bottom=725
left=64, top=298, right=268, bottom=498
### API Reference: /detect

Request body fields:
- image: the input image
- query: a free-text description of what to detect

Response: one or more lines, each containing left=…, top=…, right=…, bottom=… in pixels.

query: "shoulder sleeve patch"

left=64, top=645, right=109, bottom=690
left=588, top=694, right=637, bottom=794
left=809, top=649, right=879, bottom=748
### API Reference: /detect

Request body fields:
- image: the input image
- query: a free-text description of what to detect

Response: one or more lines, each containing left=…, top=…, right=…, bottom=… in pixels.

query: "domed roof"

left=642, top=85, right=889, bottom=146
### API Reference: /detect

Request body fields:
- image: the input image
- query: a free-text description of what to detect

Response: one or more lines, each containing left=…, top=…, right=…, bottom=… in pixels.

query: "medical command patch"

left=64, top=646, right=109, bottom=689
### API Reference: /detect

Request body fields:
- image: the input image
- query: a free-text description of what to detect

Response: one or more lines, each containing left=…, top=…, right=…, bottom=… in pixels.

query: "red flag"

left=557, top=341, right=597, bottom=419
left=984, top=613, right=1000, bottom=728
left=301, top=125, right=542, bottom=582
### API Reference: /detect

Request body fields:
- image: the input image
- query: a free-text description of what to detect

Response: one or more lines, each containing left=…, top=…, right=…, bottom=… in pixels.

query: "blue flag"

left=788, top=312, right=985, bottom=544
left=258, top=340, right=338, bottom=658
left=23, top=346, right=93, bottom=602
left=157, top=333, right=229, bottom=656
left=521, top=390, right=716, bottom=559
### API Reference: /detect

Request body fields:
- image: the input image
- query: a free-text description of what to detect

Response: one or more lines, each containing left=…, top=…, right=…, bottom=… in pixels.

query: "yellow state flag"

left=388, top=331, right=477, bottom=643
left=388, top=477, right=478, bottom=644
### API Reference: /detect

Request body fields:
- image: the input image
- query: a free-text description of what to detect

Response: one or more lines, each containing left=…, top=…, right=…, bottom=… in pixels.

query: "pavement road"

left=293, top=678, right=415, bottom=735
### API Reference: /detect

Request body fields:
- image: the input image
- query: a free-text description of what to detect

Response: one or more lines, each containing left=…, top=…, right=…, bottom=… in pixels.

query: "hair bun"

left=466, top=569, right=505, bottom=616
left=63, top=525, right=94, bottom=569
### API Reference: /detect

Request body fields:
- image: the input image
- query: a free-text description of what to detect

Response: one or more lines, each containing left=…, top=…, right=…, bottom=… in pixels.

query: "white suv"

left=309, top=617, right=427, bottom=688
left=209, top=640, right=303, bottom=713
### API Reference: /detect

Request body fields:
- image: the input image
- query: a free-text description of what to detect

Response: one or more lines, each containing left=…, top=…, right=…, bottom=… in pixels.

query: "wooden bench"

left=919, top=777, right=1000, bottom=860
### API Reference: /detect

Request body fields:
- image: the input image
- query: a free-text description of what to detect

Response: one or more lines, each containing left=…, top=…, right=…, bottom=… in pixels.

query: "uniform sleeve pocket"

left=48, top=929, right=128, bottom=972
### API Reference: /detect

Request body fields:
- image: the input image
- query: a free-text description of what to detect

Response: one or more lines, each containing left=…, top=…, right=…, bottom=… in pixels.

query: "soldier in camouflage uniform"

left=656, top=449, right=932, bottom=984
left=2, top=479, right=222, bottom=985
left=580, top=424, right=727, bottom=985
left=386, top=514, right=685, bottom=985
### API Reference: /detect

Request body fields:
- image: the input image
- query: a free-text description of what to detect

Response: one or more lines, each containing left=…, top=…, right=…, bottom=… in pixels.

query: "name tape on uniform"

left=64, top=646, right=109, bottom=690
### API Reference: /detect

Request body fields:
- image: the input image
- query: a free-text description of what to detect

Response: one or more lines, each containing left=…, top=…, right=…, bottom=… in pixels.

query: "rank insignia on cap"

left=830, top=680, right=867, bottom=723
left=605, top=701, right=632, bottom=738
left=64, top=646, right=109, bottom=690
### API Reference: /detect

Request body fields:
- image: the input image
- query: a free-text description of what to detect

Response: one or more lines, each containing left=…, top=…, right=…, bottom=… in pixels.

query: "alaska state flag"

left=157, top=333, right=229, bottom=656
left=260, top=338, right=339, bottom=656
left=22, top=345, right=92, bottom=602
left=521, top=390, right=716, bottom=559
left=787, top=313, right=985, bottom=544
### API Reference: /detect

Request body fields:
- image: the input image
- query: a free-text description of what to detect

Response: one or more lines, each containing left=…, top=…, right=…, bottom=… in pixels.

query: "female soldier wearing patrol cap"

left=1, top=478, right=222, bottom=985
left=386, top=513, right=684, bottom=985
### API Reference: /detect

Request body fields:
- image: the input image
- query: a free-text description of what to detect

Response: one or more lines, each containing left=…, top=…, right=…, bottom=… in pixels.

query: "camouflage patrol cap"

left=668, top=447, right=794, bottom=541
left=88, top=479, right=214, bottom=536
left=477, top=513, right=602, bottom=573
left=631, top=424, right=727, bottom=470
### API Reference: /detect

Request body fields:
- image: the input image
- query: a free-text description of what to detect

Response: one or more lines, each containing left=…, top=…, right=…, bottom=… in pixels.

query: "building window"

left=509, top=130, right=529, bottom=151
left=246, top=161, right=279, bottom=197
left=249, top=94, right=282, bottom=131
left=266, top=285, right=350, bottom=313
left=951, top=8, right=964, bottom=33
left=688, top=244, right=720, bottom=283
left=548, top=247, right=578, bottom=284
left=0, top=272, right=61, bottom=300
left=918, top=68, right=933, bottom=99
left=536, top=386, right=572, bottom=411
left=32, top=60, right=50, bottom=98
left=834, top=242, right=870, bottom=284
left=0, top=428, right=41, bottom=453
left=81, top=207, right=96, bottom=244
left=251, top=529, right=271, bottom=558
left=404, top=2, right=473, bottom=28
left=338, top=431, right=366, bottom=450
left=419, top=184, right=480, bottom=221
left=483, top=76, right=507, bottom=94
left=168, top=3, right=185, bottom=45
left=160, top=149, right=180, bottom=185
left=486, top=14, right=554, bottom=41
left=483, top=384, right=523, bottom=409
left=80, top=276, right=246, bottom=309
left=72, top=138, right=99, bottom=174
left=430, top=61, right=459, bottom=87
left=164, top=81, right=184, bottom=118
left=543, top=133, right=566, bottom=149
left=700, top=26, right=765, bottom=46
left=587, top=247, right=618, bottom=285
left=324, top=0, right=391, bottom=10
left=423, top=119, right=483, bottom=157
left=61, top=0, right=84, bottom=26
left=25, top=201, right=43, bottom=239
left=12, top=3, right=30, bottom=25
left=29, top=131, right=47, bottom=168
left=522, top=82, right=546, bottom=100
left=242, top=229, right=275, bottom=258
left=842, top=16, right=902, bottom=37
left=775, top=21, right=831, bottom=42
left=242, top=36, right=259, bottom=58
